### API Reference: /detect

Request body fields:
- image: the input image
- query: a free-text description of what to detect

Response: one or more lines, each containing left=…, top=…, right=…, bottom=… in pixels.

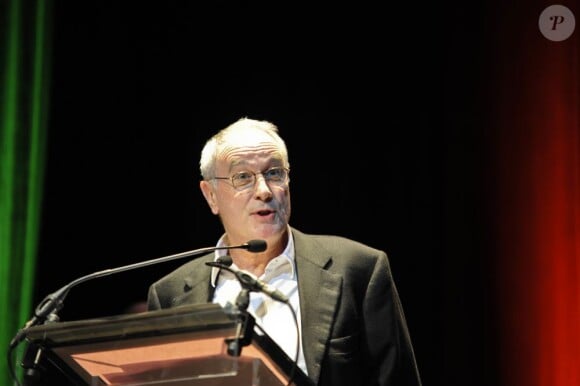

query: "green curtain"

left=0, top=0, right=52, bottom=384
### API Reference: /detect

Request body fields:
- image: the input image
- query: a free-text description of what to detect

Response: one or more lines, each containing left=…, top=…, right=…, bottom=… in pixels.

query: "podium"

left=21, top=303, right=313, bottom=386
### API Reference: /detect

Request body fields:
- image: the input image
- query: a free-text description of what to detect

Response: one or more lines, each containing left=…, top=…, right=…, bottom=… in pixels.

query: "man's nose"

left=253, top=174, right=273, bottom=199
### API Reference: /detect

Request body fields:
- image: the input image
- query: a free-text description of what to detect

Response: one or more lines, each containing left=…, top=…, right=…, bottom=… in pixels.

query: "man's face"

left=200, top=130, right=291, bottom=247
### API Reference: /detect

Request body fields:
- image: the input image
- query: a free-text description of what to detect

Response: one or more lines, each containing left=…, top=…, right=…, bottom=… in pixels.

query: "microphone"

left=9, top=240, right=267, bottom=349
left=243, top=239, right=267, bottom=253
left=206, top=256, right=289, bottom=304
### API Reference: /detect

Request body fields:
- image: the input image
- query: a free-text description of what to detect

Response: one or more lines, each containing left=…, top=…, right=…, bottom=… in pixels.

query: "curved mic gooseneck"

left=206, top=256, right=289, bottom=303
left=9, top=239, right=267, bottom=350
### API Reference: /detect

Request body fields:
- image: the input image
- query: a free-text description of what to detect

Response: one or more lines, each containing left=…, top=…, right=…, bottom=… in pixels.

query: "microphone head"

left=216, top=255, right=233, bottom=267
left=205, top=255, right=233, bottom=268
left=244, top=239, right=267, bottom=253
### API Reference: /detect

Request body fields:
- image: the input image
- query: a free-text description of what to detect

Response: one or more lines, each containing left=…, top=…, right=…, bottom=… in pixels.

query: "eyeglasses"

left=212, top=166, right=290, bottom=190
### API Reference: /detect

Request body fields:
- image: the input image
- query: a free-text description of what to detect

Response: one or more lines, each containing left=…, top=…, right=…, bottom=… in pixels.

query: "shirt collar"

left=210, top=226, right=296, bottom=287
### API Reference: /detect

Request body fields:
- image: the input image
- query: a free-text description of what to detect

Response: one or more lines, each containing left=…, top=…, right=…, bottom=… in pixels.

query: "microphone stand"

left=206, top=257, right=288, bottom=357
left=207, top=258, right=300, bottom=386
left=223, top=288, right=253, bottom=357
left=211, top=256, right=255, bottom=357
left=9, top=240, right=267, bottom=386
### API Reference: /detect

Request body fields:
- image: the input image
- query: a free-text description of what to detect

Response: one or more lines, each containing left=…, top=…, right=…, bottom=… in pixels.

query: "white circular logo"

left=539, top=4, right=576, bottom=41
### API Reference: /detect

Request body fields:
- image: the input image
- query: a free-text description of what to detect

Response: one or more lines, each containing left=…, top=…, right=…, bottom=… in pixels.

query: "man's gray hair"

left=199, top=117, right=289, bottom=180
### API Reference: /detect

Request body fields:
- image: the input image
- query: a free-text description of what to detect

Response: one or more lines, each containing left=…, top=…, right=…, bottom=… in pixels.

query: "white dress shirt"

left=210, top=230, right=307, bottom=375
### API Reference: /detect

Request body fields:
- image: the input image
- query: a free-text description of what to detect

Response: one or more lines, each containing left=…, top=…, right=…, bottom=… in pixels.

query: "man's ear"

left=200, top=180, right=219, bottom=215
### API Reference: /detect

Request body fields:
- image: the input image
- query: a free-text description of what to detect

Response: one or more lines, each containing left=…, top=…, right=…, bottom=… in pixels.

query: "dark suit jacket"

left=148, top=227, right=422, bottom=386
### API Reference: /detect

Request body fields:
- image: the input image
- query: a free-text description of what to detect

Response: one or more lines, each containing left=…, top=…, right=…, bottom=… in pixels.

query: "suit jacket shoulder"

left=147, top=252, right=214, bottom=310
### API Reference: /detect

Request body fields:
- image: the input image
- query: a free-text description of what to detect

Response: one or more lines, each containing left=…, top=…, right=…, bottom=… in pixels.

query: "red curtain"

left=489, top=2, right=580, bottom=385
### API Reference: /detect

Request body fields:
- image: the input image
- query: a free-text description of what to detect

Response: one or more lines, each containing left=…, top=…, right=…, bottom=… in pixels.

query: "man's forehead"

left=218, top=145, right=283, bottom=165
left=214, top=128, right=285, bottom=168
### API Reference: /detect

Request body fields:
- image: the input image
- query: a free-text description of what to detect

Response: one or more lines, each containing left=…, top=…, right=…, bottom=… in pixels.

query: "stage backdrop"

left=487, top=2, right=580, bottom=386
left=1, top=2, right=579, bottom=386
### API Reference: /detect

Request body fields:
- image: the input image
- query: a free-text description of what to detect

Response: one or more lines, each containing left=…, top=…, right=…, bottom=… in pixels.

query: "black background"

left=35, top=2, right=497, bottom=385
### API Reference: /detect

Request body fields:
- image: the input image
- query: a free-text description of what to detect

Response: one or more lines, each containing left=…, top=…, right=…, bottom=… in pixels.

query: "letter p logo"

left=539, top=5, right=576, bottom=41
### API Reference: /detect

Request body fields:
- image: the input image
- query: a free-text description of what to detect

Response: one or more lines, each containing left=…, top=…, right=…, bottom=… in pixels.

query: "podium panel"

left=23, top=303, right=313, bottom=386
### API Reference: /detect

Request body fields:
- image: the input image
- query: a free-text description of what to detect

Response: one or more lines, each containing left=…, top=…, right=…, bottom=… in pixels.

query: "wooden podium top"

left=24, top=303, right=313, bottom=386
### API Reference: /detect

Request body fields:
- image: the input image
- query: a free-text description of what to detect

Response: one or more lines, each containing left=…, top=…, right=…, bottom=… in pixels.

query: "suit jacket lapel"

left=293, top=229, right=342, bottom=384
